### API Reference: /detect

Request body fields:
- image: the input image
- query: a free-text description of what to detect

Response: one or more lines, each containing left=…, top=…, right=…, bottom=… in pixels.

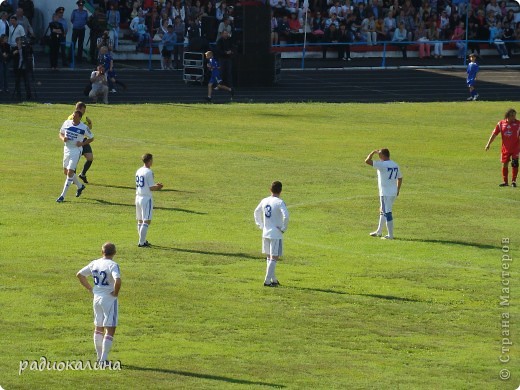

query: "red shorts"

left=501, top=151, right=519, bottom=164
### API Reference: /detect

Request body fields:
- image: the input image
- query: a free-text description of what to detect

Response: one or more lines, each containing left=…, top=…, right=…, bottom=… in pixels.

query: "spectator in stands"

left=416, top=22, right=430, bottom=58
left=427, top=22, right=443, bottom=58
left=97, top=30, right=114, bottom=62
left=55, top=7, right=69, bottom=67
left=217, top=15, right=232, bottom=41
left=502, top=22, right=514, bottom=58
left=451, top=21, right=466, bottom=58
left=419, top=0, right=432, bottom=20
left=370, top=0, right=383, bottom=20
left=161, top=24, right=175, bottom=69
left=448, top=9, right=462, bottom=37
left=396, top=9, right=414, bottom=40
left=15, top=7, right=34, bottom=40
left=383, top=9, right=396, bottom=40
left=392, top=21, right=408, bottom=58
left=325, top=12, right=340, bottom=29
left=190, top=0, right=204, bottom=20
left=89, top=64, right=109, bottom=104
left=18, top=0, right=34, bottom=25
left=467, top=15, right=481, bottom=56
left=485, top=0, right=501, bottom=19
left=146, top=7, right=161, bottom=39
left=130, top=0, right=143, bottom=19
left=11, top=36, right=32, bottom=100
left=402, top=0, right=415, bottom=18
left=286, top=0, right=302, bottom=20
left=503, top=9, right=515, bottom=27
left=172, top=0, right=186, bottom=21
left=203, top=1, right=216, bottom=18
left=216, top=1, right=227, bottom=22
left=288, top=12, right=304, bottom=43
left=361, top=12, right=377, bottom=45
left=8, top=16, right=25, bottom=49
left=278, top=15, right=291, bottom=43
left=312, top=11, right=326, bottom=36
left=0, top=34, right=9, bottom=92
left=329, top=0, right=345, bottom=21
left=374, top=15, right=386, bottom=42
left=71, top=1, right=89, bottom=62
left=353, top=3, right=366, bottom=22
left=0, top=12, right=8, bottom=37
left=322, top=22, right=339, bottom=58
left=172, top=15, right=184, bottom=69
left=338, top=22, right=352, bottom=60
left=107, top=3, right=121, bottom=51
left=49, top=12, right=65, bottom=70
left=490, top=21, right=509, bottom=59
left=271, top=0, right=285, bottom=17
left=215, top=29, right=233, bottom=87
left=271, top=10, right=279, bottom=45
left=131, top=12, right=150, bottom=51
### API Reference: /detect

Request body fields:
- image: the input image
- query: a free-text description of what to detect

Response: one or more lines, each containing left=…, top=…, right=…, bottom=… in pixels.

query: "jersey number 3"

left=265, top=205, right=272, bottom=218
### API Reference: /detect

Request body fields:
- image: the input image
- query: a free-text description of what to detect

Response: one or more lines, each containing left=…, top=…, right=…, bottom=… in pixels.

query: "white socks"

left=93, top=331, right=103, bottom=361
left=386, top=220, right=394, bottom=238
left=264, top=259, right=277, bottom=284
left=101, top=335, right=114, bottom=362
left=138, top=223, right=149, bottom=245
left=376, top=213, right=384, bottom=234
left=60, top=177, right=73, bottom=198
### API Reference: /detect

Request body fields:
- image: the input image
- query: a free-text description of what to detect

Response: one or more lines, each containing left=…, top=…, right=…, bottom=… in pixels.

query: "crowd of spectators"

left=98, top=0, right=520, bottom=59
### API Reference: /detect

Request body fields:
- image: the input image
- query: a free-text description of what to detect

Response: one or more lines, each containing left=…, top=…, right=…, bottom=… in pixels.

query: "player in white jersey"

left=254, top=181, right=289, bottom=287
left=365, top=148, right=403, bottom=240
left=135, top=153, right=163, bottom=247
left=77, top=242, right=121, bottom=363
left=56, top=110, right=94, bottom=203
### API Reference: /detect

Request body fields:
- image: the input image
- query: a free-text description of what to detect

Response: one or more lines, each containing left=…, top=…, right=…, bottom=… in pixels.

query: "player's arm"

left=365, top=149, right=378, bottom=166
left=84, top=116, right=92, bottom=129
left=150, top=182, right=163, bottom=191
left=397, top=177, right=403, bottom=196
left=485, top=132, right=498, bottom=151
left=59, top=132, right=67, bottom=142
left=81, top=137, right=94, bottom=146
left=254, top=202, right=264, bottom=230
left=76, top=272, right=93, bottom=294
left=111, top=278, right=121, bottom=297
left=279, top=202, right=289, bottom=233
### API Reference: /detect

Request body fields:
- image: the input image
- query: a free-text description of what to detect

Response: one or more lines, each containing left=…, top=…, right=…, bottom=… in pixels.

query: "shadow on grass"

left=398, top=237, right=498, bottom=250
left=152, top=244, right=258, bottom=260
left=90, top=198, right=206, bottom=214
left=88, top=183, right=191, bottom=193
left=289, top=286, right=420, bottom=302
left=123, top=365, right=286, bottom=388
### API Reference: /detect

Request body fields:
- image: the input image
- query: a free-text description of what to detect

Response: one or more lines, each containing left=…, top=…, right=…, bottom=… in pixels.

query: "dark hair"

left=380, top=148, right=390, bottom=158
left=270, top=181, right=282, bottom=194
left=142, top=153, right=153, bottom=164
left=102, top=242, right=117, bottom=257
left=505, top=108, right=517, bottom=119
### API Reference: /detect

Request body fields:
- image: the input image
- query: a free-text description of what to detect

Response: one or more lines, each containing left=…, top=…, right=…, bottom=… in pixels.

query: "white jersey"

left=60, top=120, right=93, bottom=151
left=135, top=166, right=155, bottom=197
left=373, top=159, right=402, bottom=196
left=254, top=195, right=289, bottom=239
left=78, top=257, right=121, bottom=297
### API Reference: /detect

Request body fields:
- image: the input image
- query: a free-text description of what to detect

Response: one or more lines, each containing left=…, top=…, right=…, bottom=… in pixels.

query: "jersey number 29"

left=136, top=175, right=145, bottom=188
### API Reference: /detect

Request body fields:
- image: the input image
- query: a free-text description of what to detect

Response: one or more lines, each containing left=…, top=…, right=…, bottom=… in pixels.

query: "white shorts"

left=63, top=148, right=82, bottom=171
left=262, top=238, right=283, bottom=257
left=93, top=295, right=118, bottom=327
left=135, top=196, right=153, bottom=221
left=380, top=196, right=396, bottom=214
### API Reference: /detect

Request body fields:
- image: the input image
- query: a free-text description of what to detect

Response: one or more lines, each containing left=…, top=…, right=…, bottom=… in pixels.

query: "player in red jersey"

left=485, top=108, right=520, bottom=187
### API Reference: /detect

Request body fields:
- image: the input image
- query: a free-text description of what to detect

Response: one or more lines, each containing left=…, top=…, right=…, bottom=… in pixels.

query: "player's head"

left=205, top=50, right=213, bottom=59
left=102, top=242, right=117, bottom=257
left=142, top=153, right=153, bottom=165
left=468, top=53, right=477, bottom=61
left=72, top=110, right=83, bottom=122
left=379, top=148, right=390, bottom=159
left=270, top=181, right=283, bottom=195
left=505, top=108, right=517, bottom=120
left=75, top=101, right=86, bottom=112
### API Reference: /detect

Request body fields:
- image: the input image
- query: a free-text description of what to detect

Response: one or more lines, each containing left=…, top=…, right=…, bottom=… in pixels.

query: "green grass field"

left=0, top=102, right=518, bottom=389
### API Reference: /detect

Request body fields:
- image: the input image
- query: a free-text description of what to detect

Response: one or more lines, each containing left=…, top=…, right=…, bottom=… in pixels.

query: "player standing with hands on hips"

left=485, top=108, right=520, bottom=187
left=76, top=242, right=121, bottom=364
left=254, top=181, right=289, bottom=287
left=135, top=153, right=163, bottom=247
left=365, top=148, right=403, bottom=240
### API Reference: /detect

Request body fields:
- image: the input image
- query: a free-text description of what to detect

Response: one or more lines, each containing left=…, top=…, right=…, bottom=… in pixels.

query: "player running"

left=204, top=50, right=234, bottom=103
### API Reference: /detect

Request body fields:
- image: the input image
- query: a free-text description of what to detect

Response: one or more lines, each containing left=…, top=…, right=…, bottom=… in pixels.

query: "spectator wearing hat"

left=71, top=0, right=89, bottom=62
left=56, top=7, right=69, bottom=67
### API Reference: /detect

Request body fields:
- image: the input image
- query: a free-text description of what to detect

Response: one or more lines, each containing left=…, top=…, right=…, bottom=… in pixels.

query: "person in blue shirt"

left=204, top=50, right=233, bottom=102
left=466, top=53, right=479, bottom=101
left=161, top=24, right=176, bottom=70
left=70, top=0, right=89, bottom=62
